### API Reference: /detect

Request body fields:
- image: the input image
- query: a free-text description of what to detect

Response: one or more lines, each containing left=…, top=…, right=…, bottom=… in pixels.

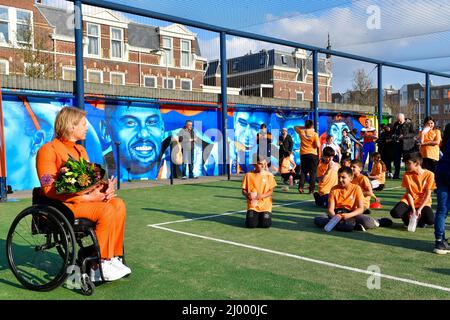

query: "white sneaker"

left=101, top=260, right=129, bottom=281
left=111, top=257, right=132, bottom=276
left=90, top=266, right=102, bottom=282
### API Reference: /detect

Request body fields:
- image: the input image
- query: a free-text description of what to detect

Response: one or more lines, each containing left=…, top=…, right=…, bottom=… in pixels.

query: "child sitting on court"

left=314, top=167, right=391, bottom=232
left=350, top=159, right=378, bottom=215
left=280, top=152, right=300, bottom=186
left=242, top=155, right=277, bottom=228
left=340, top=157, right=351, bottom=169
left=313, top=147, right=340, bottom=208
left=390, top=152, right=436, bottom=227
left=368, top=152, right=386, bottom=191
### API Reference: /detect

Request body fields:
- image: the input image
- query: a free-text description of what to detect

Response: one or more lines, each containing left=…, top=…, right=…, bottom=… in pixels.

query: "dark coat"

left=392, top=121, right=416, bottom=152
left=279, top=134, right=293, bottom=157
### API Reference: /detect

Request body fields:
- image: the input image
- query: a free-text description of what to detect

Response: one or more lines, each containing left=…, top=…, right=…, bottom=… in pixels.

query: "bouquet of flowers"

left=55, top=155, right=107, bottom=195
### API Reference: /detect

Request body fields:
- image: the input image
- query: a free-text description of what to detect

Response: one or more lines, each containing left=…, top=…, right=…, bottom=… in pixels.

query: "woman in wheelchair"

left=36, top=106, right=131, bottom=282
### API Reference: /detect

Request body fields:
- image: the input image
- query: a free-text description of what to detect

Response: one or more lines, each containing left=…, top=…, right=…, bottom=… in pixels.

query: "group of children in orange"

left=241, top=123, right=438, bottom=232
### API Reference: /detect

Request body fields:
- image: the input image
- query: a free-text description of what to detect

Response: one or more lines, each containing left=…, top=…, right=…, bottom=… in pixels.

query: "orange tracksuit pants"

left=66, top=197, right=126, bottom=260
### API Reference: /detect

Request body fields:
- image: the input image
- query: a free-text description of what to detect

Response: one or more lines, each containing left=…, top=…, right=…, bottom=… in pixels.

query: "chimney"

left=326, top=33, right=332, bottom=59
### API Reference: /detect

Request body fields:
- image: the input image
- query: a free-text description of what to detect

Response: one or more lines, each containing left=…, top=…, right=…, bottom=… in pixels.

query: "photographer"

left=391, top=113, right=416, bottom=179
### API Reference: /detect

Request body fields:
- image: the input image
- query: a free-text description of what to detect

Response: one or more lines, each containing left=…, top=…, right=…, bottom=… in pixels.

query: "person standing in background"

left=392, top=113, right=416, bottom=179
left=257, top=123, right=272, bottom=168
left=360, top=119, right=378, bottom=172
left=278, top=127, right=293, bottom=166
left=178, top=120, right=197, bottom=179
left=377, top=124, right=395, bottom=178
left=418, top=117, right=441, bottom=173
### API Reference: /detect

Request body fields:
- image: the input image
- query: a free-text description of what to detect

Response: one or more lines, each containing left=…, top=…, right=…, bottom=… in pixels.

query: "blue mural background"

left=1, top=94, right=374, bottom=190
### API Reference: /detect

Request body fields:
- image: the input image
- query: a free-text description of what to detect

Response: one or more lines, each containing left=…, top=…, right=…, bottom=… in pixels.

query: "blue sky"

left=46, top=0, right=450, bottom=93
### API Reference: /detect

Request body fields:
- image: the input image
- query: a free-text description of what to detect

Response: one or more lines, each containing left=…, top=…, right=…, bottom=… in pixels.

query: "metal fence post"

left=220, top=31, right=228, bottom=176
left=115, top=142, right=121, bottom=190
left=377, top=64, right=383, bottom=132
left=312, top=51, right=319, bottom=132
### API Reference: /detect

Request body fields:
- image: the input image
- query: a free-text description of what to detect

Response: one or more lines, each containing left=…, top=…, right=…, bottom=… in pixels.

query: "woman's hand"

left=84, top=185, right=106, bottom=202
left=104, top=176, right=117, bottom=202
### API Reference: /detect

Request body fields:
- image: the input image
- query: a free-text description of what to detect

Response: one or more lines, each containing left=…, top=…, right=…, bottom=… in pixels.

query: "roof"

left=128, top=23, right=160, bottom=50
left=35, top=4, right=74, bottom=38
left=225, top=49, right=329, bottom=74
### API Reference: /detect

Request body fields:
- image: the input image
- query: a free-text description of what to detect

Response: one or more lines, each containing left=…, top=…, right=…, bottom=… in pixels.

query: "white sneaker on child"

left=111, top=257, right=132, bottom=276
left=101, top=259, right=129, bottom=281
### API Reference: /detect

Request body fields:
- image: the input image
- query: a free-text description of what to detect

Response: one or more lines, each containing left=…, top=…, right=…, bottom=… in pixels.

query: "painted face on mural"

left=105, top=105, right=164, bottom=174
left=234, top=111, right=270, bottom=151
left=329, top=121, right=350, bottom=145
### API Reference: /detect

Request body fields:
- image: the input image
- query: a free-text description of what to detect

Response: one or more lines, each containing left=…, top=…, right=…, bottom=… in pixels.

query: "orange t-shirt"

left=401, top=169, right=436, bottom=208
left=329, top=184, right=365, bottom=212
left=242, top=171, right=277, bottom=212
left=419, top=129, right=441, bottom=161
left=36, top=138, right=90, bottom=204
left=297, top=128, right=320, bottom=156
left=280, top=157, right=296, bottom=174
left=370, top=162, right=386, bottom=185
left=317, top=160, right=340, bottom=196
left=361, top=127, right=377, bottom=143
left=351, top=174, right=371, bottom=209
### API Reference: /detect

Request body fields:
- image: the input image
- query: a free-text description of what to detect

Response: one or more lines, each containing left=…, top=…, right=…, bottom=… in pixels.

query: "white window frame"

left=110, top=71, right=125, bottom=85
left=431, top=89, right=440, bottom=100
left=0, top=5, right=10, bottom=45
left=431, top=105, right=439, bottom=115
left=0, top=59, right=8, bottom=74
left=86, top=22, right=101, bottom=57
left=180, top=78, right=192, bottom=91
left=296, top=91, right=304, bottom=101
left=444, top=89, right=450, bottom=99
left=16, top=8, right=33, bottom=46
left=62, top=66, right=76, bottom=81
left=110, top=27, right=123, bottom=60
left=161, top=36, right=173, bottom=66
left=181, top=39, right=191, bottom=68
left=143, top=75, right=157, bottom=88
left=281, top=55, right=287, bottom=64
left=445, top=104, right=450, bottom=114
left=87, top=69, right=103, bottom=83
left=163, top=77, right=175, bottom=89
left=413, top=89, right=419, bottom=100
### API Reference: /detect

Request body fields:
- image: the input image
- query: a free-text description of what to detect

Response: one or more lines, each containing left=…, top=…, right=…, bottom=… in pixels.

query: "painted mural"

left=0, top=94, right=378, bottom=190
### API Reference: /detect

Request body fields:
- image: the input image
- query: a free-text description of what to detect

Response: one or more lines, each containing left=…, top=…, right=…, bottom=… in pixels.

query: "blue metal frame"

left=312, top=51, right=319, bottom=132
left=425, top=73, right=431, bottom=118
left=74, top=0, right=84, bottom=110
left=377, top=64, right=383, bottom=131
left=220, top=32, right=228, bottom=176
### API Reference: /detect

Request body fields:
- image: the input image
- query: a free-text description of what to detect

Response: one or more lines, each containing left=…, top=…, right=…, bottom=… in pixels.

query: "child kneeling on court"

left=390, top=152, right=436, bottom=227
left=368, top=152, right=386, bottom=191
left=350, top=159, right=378, bottom=215
left=242, top=156, right=277, bottom=228
left=314, top=167, right=391, bottom=232
left=280, top=152, right=300, bottom=186
left=313, top=147, right=340, bottom=208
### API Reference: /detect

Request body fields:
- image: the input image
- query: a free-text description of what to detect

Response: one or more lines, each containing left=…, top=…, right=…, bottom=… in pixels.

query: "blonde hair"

left=54, top=106, right=87, bottom=139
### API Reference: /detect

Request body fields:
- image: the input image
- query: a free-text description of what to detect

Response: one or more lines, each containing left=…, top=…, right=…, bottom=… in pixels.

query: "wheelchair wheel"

left=6, top=205, right=76, bottom=292
left=80, top=273, right=95, bottom=296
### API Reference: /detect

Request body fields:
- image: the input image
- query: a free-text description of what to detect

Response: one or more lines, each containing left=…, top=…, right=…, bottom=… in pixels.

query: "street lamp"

left=415, top=97, right=422, bottom=130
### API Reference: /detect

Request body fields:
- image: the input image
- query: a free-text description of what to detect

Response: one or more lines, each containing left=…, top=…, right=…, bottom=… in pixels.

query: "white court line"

left=150, top=224, right=450, bottom=293
left=148, top=199, right=314, bottom=227
left=148, top=185, right=402, bottom=227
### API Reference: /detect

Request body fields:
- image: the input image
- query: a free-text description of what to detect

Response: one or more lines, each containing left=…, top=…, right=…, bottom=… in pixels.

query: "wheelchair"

left=6, top=187, right=106, bottom=296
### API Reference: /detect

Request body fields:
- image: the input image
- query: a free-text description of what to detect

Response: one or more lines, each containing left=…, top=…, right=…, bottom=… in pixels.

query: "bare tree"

left=350, top=68, right=377, bottom=106
left=11, top=17, right=57, bottom=79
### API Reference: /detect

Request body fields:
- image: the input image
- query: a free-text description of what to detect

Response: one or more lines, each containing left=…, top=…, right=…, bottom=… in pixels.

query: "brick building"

left=0, top=1, right=207, bottom=91
left=204, top=48, right=333, bottom=102
left=400, top=83, right=450, bottom=129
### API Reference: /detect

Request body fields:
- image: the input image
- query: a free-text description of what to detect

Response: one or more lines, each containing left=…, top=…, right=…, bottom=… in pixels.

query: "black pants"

left=393, top=143, right=403, bottom=178
left=299, top=154, right=319, bottom=191
left=281, top=172, right=301, bottom=182
left=373, top=184, right=385, bottom=191
left=390, top=202, right=434, bottom=226
left=422, top=158, right=437, bottom=173
left=381, top=151, right=392, bottom=173
left=314, top=211, right=378, bottom=232
left=246, top=210, right=272, bottom=228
